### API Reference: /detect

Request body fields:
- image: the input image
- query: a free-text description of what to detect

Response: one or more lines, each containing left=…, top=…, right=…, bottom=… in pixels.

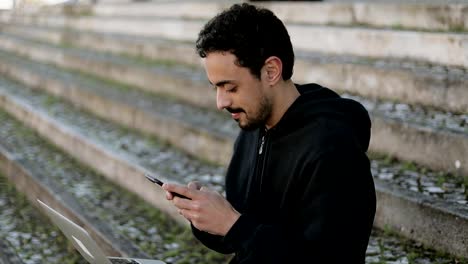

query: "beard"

left=236, top=95, right=272, bottom=131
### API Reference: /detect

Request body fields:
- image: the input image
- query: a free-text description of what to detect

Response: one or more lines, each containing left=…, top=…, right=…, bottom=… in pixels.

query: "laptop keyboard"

left=109, top=258, right=141, bottom=264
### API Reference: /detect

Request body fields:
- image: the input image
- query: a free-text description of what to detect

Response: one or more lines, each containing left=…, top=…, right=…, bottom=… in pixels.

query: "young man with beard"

left=163, top=3, right=376, bottom=263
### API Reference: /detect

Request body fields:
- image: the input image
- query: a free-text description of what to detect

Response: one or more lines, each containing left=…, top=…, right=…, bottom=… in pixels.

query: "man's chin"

left=238, top=120, right=261, bottom=131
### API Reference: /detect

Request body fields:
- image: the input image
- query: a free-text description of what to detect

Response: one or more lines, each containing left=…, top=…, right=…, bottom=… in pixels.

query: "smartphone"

left=144, top=173, right=190, bottom=199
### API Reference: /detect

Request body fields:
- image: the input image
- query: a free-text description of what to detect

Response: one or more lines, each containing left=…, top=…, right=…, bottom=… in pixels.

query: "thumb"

left=188, top=181, right=202, bottom=190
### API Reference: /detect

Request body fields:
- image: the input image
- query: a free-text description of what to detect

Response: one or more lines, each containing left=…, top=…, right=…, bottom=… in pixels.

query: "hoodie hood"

left=274, top=83, right=371, bottom=152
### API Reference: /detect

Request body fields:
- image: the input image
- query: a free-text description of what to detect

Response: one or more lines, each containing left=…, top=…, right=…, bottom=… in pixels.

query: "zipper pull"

left=259, top=135, right=265, bottom=154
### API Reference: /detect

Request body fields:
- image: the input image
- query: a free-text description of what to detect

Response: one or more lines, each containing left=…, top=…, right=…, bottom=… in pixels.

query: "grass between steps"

left=35, top=58, right=224, bottom=167
left=374, top=226, right=468, bottom=264
left=0, top=171, right=87, bottom=264
left=373, top=152, right=468, bottom=193
left=0, top=105, right=233, bottom=263
left=324, top=21, right=468, bottom=34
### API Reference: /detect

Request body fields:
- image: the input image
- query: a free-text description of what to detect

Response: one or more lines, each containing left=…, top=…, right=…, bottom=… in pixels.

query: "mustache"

left=226, top=107, right=245, bottom=114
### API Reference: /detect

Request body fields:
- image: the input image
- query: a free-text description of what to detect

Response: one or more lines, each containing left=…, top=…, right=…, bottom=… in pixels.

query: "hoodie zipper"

left=259, top=134, right=265, bottom=154
left=245, top=128, right=269, bottom=210
left=258, top=127, right=268, bottom=155
left=257, top=128, right=269, bottom=193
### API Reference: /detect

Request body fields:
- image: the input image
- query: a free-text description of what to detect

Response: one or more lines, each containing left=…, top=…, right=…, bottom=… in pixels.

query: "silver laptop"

left=37, top=199, right=166, bottom=264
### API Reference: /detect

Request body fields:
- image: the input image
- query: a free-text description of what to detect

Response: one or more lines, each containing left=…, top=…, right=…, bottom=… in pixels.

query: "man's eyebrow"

left=210, top=80, right=236, bottom=87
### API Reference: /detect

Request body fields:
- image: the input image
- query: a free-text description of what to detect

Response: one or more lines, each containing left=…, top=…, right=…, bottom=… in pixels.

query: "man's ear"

left=263, top=56, right=283, bottom=85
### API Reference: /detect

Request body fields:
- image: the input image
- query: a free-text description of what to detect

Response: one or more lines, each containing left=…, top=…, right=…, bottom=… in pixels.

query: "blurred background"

left=0, top=0, right=467, bottom=263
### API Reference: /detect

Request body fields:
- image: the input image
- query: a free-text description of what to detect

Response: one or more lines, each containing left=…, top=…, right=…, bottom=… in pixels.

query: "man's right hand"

left=163, top=182, right=240, bottom=236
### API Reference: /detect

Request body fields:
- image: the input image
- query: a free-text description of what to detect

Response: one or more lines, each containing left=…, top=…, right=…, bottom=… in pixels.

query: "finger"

left=178, top=209, right=190, bottom=221
left=163, top=183, right=195, bottom=199
left=188, top=181, right=202, bottom=190
left=199, top=186, right=215, bottom=193
left=178, top=209, right=189, bottom=221
left=173, top=196, right=194, bottom=210
left=178, top=209, right=198, bottom=222
left=165, top=191, right=173, bottom=200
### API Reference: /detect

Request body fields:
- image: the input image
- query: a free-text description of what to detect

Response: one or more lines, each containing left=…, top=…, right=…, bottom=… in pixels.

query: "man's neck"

left=265, top=80, right=300, bottom=130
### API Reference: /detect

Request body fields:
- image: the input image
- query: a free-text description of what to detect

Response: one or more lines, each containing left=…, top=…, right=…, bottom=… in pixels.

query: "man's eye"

left=227, top=87, right=237, bottom=93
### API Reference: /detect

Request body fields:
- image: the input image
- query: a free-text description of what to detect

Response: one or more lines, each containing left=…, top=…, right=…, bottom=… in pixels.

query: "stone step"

left=1, top=27, right=467, bottom=116
left=371, top=156, right=468, bottom=259
left=0, top=144, right=148, bottom=262
left=0, top=46, right=236, bottom=166
left=0, top=78, right=465, bottom=264
left=0, top=36, right=467, bottom=176
left=0, top=31, right=214, bottom=109
left=0, top=72, right=466, bottom=260
left=0, top=101, right=232, bottom=263
left=0, top=11, right=466, bottom=68
left=0, top=30, right=213, bottom=106
left=18, top=1, right=468, bottom=32
left=0, top=24, right=202, bottom=66
left=233, top=1, right=468, bottom=34
left=0, top=72, right=226, bottom=227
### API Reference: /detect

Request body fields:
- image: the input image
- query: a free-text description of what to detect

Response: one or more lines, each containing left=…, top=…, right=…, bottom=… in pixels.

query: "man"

left=163, top=3, right=376, bottom=263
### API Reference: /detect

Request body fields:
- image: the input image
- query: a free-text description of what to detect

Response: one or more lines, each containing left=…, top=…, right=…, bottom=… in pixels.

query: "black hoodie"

left=192, top=83, right=377, bottom=263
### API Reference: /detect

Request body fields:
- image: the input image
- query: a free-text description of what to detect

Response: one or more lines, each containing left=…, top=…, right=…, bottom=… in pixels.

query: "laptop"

left=37, top=199, right=166, bottom=264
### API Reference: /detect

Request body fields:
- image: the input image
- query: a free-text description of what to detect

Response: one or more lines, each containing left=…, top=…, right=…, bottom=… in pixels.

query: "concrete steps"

left=2, top=24, right=467, bottom=115
left=0, top=139, right=150, bottom=260
left=14, top=1, right=468, bottom=32
left=0, top=77, right=232, bottom=263
left=0, top=33, right=466, bottom=178
left=0, top=72, right=228, bottom=226
left=0, top=12, right=466, bottom=68
left=0, top=42, right=235, bottom=165
left=0, top=46, right=466, bottom=259
left=0, top=0, right=467, bottom=262
left=0, top=60, right=466, bottom=261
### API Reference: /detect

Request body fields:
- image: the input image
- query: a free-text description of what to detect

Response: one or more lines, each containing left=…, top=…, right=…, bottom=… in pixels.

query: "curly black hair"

left=196, top=3, right=294, bottom=80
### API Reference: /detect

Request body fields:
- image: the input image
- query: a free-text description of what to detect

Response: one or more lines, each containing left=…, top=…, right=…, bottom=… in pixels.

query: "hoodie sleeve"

left=191, top=224, right=234, bottom=254
left=219, top=147, right=376, bottom=263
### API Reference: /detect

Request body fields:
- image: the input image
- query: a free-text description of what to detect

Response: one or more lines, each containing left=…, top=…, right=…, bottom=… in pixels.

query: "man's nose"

left=216, top=89, right=232, bottom=110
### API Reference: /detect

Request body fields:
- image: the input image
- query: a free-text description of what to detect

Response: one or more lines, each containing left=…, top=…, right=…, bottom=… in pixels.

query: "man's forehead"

left=204, top=52, right=243, bottom=86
